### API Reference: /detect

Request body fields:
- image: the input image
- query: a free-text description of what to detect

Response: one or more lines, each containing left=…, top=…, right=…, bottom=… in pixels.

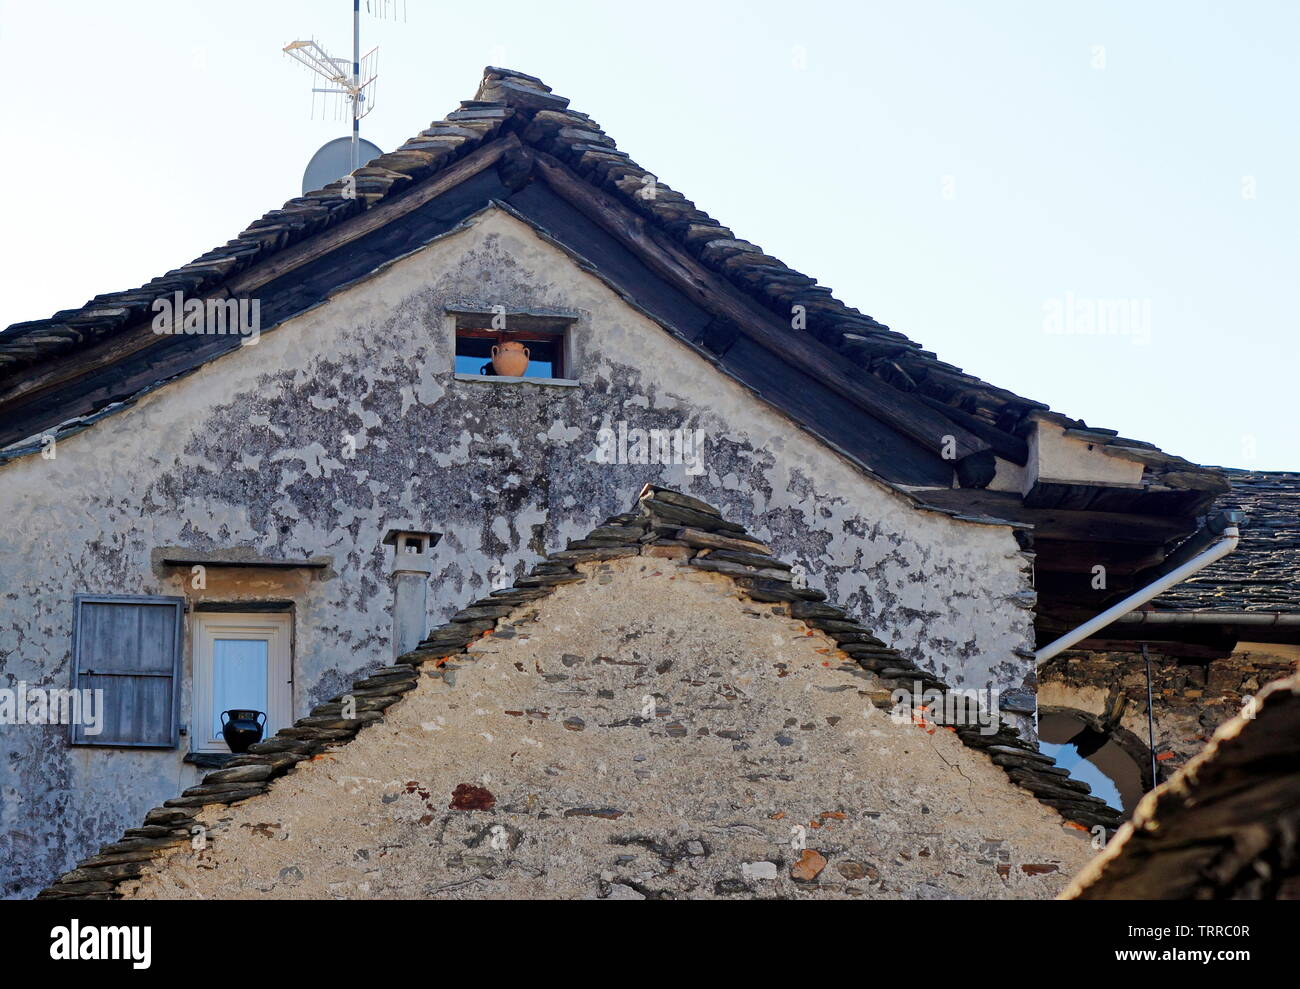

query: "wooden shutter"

left=70, top=595, right=184, bottom=748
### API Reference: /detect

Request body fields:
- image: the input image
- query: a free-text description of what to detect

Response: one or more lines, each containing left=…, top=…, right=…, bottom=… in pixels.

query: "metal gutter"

left=1035, top=521, right=1243, bottom=663
left=1116, top=611, right=1300, bottom=627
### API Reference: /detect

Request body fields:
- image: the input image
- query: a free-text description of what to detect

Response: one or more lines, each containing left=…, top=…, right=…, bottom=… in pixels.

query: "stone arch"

left=1038, top=705, right=1152, bottom=815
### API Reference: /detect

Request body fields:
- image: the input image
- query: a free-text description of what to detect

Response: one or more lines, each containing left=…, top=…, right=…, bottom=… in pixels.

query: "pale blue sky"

left=1038, top=741, right=1123, bottom=812
left=1, top=1, right=1294, bottom=469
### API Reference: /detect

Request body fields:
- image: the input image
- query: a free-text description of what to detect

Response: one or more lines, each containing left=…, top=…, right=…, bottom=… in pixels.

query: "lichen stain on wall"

left=0, top=207, right=1032, bottom=899
left=122, top=559, right=1089, bottom=900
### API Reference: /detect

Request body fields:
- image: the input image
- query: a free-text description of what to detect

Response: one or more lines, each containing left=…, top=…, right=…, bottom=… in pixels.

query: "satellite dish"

left=302, top=136, right=384, bottom=195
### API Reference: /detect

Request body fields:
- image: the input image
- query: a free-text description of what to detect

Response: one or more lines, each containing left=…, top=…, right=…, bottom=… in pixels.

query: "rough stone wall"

left=119, top=558, right=1091, bottom=900
left=0, top=207, right=1032, bottom=899
left=1039, top=643, right=1299, bottom=783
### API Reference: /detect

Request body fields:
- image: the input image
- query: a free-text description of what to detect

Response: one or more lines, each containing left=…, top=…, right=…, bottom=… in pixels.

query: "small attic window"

left=448, top=307, right=579, bottom=384
left=455, top=328, right=564, bottom=379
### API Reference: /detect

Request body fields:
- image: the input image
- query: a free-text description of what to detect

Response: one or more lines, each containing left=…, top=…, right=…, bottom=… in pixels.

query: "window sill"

left=184, top=752, right=237, bottom=769
left=454, top=373, right=580, bottom=388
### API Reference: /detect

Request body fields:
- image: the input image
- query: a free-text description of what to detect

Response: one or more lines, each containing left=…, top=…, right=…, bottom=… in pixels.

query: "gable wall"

left=0, top=207, right=1034, bottom=899
left=118, top=558, right=1089, bottom=900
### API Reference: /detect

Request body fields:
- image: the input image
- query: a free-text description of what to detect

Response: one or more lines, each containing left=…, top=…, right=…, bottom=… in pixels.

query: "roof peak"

left=475, top=66, right=568, bottom=111
left=482, top=66, right=550, bottom=88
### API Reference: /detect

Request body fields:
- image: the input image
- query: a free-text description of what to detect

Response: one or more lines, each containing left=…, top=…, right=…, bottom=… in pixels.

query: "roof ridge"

left=36, top=481, right=1119, bottom=901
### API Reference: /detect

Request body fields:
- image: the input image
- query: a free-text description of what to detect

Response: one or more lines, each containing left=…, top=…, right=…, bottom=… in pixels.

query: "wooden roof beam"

left=532, top=152, right=991, bottom=464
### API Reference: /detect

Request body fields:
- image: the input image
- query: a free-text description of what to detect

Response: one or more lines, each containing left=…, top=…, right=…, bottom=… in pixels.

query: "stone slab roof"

left=36, top=482, right=1120, bottom=900
left=0, top=69, right=1025, bottom=412
left=1, top=67, right=1219, bottom=493
left=1151, top=470, right=1300, bottom=614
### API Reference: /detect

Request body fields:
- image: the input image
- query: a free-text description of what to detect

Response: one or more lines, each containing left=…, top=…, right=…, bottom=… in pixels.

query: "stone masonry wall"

left=1039, top=643, right=1299, bottom=784
left=118, top=557, right=1092, bottom=900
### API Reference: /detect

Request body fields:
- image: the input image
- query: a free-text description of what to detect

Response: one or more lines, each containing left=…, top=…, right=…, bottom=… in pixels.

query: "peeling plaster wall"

left=0, top=207, right=1033, bottom=899
left=120, top=559, right=1088, bottom=901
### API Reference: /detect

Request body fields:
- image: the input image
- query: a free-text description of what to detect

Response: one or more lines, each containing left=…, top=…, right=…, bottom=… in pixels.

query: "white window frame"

left=191, top=613, right=293, bottom=754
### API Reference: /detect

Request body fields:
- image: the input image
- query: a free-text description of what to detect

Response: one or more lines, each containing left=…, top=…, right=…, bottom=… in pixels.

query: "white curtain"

left=211, top=639, right=269, bottom=741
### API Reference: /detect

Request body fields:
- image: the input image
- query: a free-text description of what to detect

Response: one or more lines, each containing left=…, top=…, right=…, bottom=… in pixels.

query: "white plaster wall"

left=1027, top=421, right=1145, bottom=491
left=0, top=207, right=1033, bottom=898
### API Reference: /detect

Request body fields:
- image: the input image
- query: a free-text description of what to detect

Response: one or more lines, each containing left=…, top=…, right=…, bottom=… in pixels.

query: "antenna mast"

left=283, top=0, right=389, bottom=174
left=351, top=0, right=360, bottom=171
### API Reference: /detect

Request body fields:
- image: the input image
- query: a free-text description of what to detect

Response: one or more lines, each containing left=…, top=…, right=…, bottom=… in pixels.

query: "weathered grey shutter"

left=70, top=595, right=184, bottom=748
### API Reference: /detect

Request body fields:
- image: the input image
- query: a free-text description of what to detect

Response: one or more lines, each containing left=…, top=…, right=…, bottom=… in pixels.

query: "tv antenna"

left=283, top=1, right=405, bottom=175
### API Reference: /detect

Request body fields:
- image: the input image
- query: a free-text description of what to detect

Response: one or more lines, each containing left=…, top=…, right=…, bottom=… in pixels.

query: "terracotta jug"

left=491, top=341, right=530, bottom=377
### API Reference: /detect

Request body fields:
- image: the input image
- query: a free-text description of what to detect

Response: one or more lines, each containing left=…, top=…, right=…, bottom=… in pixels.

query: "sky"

left=0, top=0, right=1295, bottom=470
left=1038, top=741, right=1123, bottom=813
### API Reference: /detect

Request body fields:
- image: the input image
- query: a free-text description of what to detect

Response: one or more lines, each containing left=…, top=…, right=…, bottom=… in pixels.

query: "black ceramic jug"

left=221, top=709, right=266, bottom=753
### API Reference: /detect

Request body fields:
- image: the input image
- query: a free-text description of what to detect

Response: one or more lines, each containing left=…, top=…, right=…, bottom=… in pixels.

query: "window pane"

left=212, top=639, right=268, bottom=741
left=1039, top=711, right=1144, bottom=814
left=455, top=353, right=493, bottom=375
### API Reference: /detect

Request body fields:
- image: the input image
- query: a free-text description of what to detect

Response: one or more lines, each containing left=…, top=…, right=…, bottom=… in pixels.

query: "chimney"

left=383, top=528, right=442, bottom=659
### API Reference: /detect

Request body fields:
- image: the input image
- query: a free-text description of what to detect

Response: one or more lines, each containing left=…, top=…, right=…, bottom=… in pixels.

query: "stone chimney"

left=383, top=528, right=442, bottom=660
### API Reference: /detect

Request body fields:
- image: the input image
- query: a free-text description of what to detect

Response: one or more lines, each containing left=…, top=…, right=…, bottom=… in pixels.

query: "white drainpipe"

left=1035, top=526, right=1241, bottom=663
